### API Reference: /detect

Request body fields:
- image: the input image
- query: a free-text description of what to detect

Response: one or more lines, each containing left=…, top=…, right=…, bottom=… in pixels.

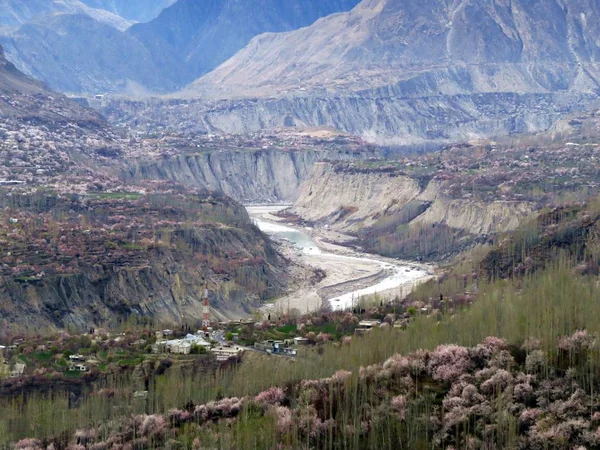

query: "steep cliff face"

left=124, top=148, right=381, bottom=203
left=107, top=90, right=598, bottom=145
left=0, top=192, right=285, bottom=333
left=292, top=162, right=534, bottom=259
left=293, top=163, right=532, bottom=236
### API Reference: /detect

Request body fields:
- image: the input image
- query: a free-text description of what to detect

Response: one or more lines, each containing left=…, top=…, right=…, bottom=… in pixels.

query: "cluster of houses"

left=151, top=329, right=245, bottom=361
left=255, top=339, right=305, bottom=356
left=211, top=344, right=245, bottom=361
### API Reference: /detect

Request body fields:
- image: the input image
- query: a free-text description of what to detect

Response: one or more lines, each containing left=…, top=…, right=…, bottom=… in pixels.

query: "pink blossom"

left=75, top=428, right=96, bottom=442
left=519, top=408, right=542, bottom=427
left=272, top=406, right=293, bottom=433
left=15, top=439, right=43, bottom=450
left=513, top=382, right=534, bottom=402
left=391, top=395, right=407, bottom=420
left=558, top=330, right=595, bottom=353
left=481, top=336, right=507, bottom=352
left=428, top=345, right=473, bottom=383
left=195, top=397, right=246, bottom=420
left=139, top=414, right=166, bottom=438
left=383, top=354, right=410, bottom=377
left=480, top=369, right=513, bottom=394
left=168, top=408, right=192, bottom=424
left=255, top=387, right=285, bottom=406
left=331, top=370, right=352, bottom=384
left=89, top=443, right=109, bottom=450
left=521, top=337, right=542, bottom=352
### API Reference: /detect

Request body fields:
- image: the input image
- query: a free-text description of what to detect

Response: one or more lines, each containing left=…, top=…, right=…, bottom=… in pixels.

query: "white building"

left=211, top=345, right=245, bottom=361
left=153, top=334, right=211, bottom=355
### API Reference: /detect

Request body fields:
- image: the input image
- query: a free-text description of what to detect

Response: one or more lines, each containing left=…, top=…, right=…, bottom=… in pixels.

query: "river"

left=247, top=206, right=432, bottom=312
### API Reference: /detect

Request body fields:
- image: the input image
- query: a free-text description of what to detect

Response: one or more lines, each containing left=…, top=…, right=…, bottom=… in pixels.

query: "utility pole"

left=202, top=282, right=210, bottom=330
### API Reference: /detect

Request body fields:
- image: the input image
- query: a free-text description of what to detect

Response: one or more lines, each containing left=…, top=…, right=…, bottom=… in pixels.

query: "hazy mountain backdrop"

left=0, top=0, right=361, bottom=93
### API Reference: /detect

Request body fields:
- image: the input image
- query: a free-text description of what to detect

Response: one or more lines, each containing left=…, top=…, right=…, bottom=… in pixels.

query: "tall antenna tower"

left=202, top=282, right=210, bottom=329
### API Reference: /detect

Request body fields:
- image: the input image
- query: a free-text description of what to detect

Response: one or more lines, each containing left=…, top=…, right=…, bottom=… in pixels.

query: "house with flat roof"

left=211, top=345, right=244, bottom=361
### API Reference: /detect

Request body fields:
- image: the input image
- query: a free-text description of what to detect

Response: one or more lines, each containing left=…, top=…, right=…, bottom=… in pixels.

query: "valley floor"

left=246, top=206, right=435, bottom=317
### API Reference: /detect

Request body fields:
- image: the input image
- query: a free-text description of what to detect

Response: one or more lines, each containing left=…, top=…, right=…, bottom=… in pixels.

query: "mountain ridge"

left=187, top=0, right=600, bottom=97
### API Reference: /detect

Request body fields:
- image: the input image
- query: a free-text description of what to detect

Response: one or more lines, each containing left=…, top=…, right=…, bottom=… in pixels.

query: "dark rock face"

left=0, top=193, right=285, bottom=333
left=123, top=147, right=382, bottom=203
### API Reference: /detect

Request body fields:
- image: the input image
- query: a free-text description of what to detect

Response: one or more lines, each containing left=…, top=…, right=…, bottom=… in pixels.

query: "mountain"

left=190, top=0, right=600, bottom=97
left=173, top=0, right=600, bottom=144
left=0, top=14, right=174, bottom=94
left=0, top=0, right=361, bottom=94
left=0, top=45, right=287, bottom=332
left=0, top=43, right=103, bottom=124
left=0, top=0, right=133, bottom=32
left=128, top=0, right=362, bottom=86
left=79, top=0, right=176, bottom=23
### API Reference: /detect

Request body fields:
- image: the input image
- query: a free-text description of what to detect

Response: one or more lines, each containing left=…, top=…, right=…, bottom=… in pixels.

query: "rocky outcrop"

left=0, top=225, right=280, bottom=333
left=124, top=148, right=381, bottom=203
left=190, top=0, right=600, bottom=97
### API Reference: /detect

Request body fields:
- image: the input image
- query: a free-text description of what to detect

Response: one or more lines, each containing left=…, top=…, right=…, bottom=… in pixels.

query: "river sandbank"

left=247, top=206, right=435, bottom=316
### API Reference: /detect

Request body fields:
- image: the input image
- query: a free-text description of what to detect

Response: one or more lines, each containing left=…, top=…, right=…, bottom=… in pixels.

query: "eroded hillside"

left=0, top=191, right=284, bottom=333
left=291, top=124, right=600, bottom=259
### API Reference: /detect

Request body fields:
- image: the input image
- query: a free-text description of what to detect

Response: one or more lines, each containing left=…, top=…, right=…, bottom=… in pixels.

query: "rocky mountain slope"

left=0, top=45, right=289, bottom=330
left=191, top=0, right=600, bottom=97
left=79, top=0, right=176, bottom=23
left=0, top=43, right=103, bottom=124
left=292, top=162, right=533, bottom=259
left=0, top=14, right=171, bottom=94
left=0, top=42, right=138, bottom=188
left=127, top=0, right=361, bottom=87
left=0, top=0, right=360, bottom=94
left=0, top=192, right=284, bottom=333
left=175, top=0, right=600, bottom=143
